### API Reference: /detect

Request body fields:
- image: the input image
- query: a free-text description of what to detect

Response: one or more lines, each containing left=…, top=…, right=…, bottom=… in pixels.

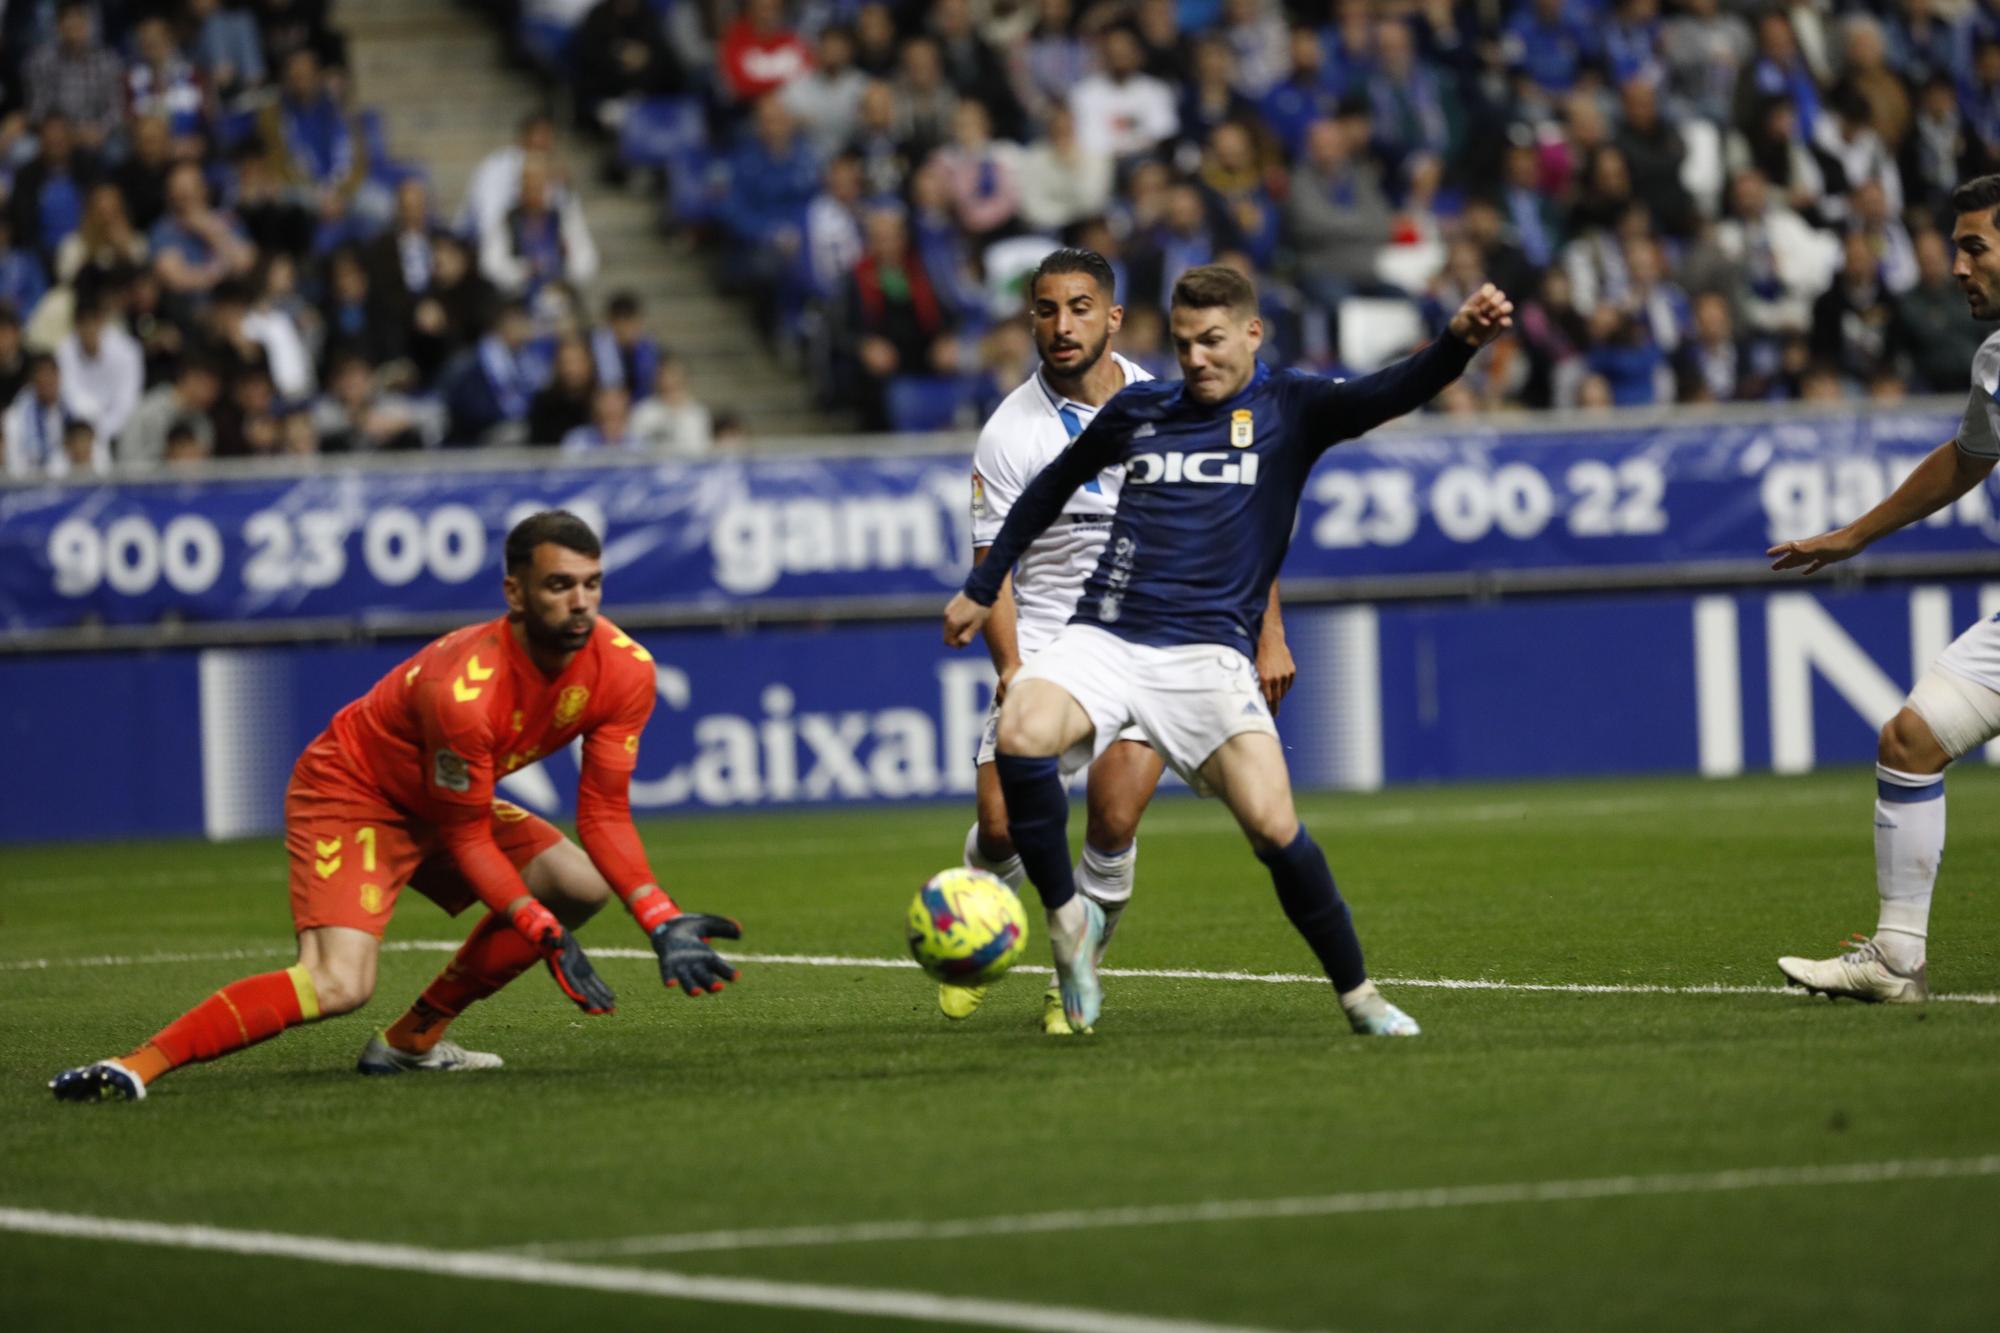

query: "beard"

left=524, top=609, right=594, bottom=654
left=1041, top=328, right=1111, bottom=382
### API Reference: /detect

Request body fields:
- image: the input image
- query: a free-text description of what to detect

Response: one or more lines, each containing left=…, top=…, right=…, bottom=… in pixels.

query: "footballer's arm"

left=1257, top=581, right=1295, bottom=715
left=1300, top=285, right=1512, bottom=448
left=973, top=549, right=1024, bottom=700
left=947, top=409, right=1125, bottom=645
left=575, top=681, right=742, bottom=996
left=1769, top=439, right=1995, bottom=574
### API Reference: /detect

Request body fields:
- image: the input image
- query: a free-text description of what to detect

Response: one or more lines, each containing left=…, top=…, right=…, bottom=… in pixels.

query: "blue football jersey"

left=963, top=336, right=1477, bottom=655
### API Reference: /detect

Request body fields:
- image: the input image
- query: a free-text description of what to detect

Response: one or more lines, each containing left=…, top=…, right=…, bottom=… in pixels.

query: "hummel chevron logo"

left=464, top=656, right=494, bottom=681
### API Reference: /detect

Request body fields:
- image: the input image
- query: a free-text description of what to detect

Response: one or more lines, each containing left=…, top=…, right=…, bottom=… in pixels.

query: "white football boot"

left=1340, top=981, right=1422, bottom=1036
left=1047, top=896, right=1104, bottom=1032
left=356, top=1031, right=505, bottom=1074
left=1779, top=935, right=1929, bottom=1004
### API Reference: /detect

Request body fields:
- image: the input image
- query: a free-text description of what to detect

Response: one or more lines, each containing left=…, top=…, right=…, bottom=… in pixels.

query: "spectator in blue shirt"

left=1259, top=27, right=1341, bottom=161
left=1366, top=18, right=1452, bottom=178
left=448, top=300, right=549, bottom=445
left=1601, top=0, right=1664, bottom=88
left=1503, top=0, right=1598, bottom=101
left=1738, top=8, right=1822, bottom=140
left=590, top=291, right=662, bottom=402
left=721, top=95, right=822, bottom=314
left=7, top=115, right=96, bottom=265
left=0, top=217, right=51, bottom=317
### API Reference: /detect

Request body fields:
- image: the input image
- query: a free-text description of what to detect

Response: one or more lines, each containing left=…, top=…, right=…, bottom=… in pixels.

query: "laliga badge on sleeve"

left=1230, top=409, right=1254, bottom=448
left=970, top=469, right=988, bottom=519
left=433, top=748, right=471, bottom=793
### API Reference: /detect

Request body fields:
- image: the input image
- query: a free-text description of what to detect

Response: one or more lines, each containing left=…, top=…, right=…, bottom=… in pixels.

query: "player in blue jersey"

left=943, top=265, right=1513, bottom=1033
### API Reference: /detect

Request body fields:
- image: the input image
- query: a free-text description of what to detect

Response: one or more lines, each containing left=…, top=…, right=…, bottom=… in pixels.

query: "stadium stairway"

left=340, top=0, right=840, bottom=440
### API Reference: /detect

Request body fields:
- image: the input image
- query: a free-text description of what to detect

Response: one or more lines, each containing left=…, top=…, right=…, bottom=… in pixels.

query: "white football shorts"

left=1934, top=610, right=2000, bottom=696
left=1008, top=623, right=1278, bottom=796
left=975, top=690, right=1147, bottom=775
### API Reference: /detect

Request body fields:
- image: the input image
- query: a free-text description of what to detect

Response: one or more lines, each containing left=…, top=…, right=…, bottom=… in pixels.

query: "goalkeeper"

left=52, top=511, right=739, bottom=1102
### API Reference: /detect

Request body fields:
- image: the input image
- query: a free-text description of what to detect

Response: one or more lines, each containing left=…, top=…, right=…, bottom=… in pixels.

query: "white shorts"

left=976, top=694, right=1147, bottom=776
left=1935, top=610, right=2000, bottom=696
left=1009, top=623, right=1278, bottom=797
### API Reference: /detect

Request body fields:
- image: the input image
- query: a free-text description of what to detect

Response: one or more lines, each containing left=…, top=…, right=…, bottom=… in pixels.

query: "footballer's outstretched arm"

left=1769, top=439, right=1995, bottom=574
left=946, top=410, right=1124, bottom=645
left=1299, top=284, right=1512, bottom=450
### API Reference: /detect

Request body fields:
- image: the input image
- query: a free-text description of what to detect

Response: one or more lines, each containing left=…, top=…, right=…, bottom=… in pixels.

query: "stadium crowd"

left=0, top=0, right=721, bottom=478
left=495, top=0, right=1999, bottom=429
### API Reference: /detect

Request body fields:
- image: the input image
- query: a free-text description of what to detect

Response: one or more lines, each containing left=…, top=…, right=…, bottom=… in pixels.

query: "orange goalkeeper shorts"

left=285, top=780, right=564, bottom=938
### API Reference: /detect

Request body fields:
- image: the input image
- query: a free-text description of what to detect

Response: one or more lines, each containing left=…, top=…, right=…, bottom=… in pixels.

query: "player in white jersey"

left=948, top=248, right=1295, bottom=1032
left=1767, top=175, right=2000, bottom=1002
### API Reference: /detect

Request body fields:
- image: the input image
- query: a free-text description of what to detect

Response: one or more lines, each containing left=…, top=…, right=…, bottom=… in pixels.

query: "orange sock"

left=123, top=965, right=320, bottom=1085
left=385, top=911, right=541, bottom=1053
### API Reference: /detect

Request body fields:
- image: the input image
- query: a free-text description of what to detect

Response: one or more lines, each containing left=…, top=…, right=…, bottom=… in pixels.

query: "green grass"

left=3, top=768, right=1999, bottom=1332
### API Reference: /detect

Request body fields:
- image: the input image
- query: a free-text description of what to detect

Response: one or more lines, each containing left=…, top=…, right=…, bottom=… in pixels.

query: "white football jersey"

left=971, top=353, right=1152, bottom=656
left=1958, top=328, right=2000, bottom=460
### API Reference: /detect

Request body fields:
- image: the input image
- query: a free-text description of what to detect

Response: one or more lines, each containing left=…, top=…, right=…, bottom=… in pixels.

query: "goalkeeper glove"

left=649, top=913, right=742, bottom=996
left=510, top=899, right=616, bottom=1015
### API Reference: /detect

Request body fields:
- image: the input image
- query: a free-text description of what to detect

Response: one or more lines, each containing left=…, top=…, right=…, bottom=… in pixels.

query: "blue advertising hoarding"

left=6, top=583, right=1994, bottom=844
left=3, top=410, right=1994, bottom=634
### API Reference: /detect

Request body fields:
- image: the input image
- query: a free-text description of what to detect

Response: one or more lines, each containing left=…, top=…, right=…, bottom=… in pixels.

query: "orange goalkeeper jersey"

left=302, top=614, right=664, bottom=909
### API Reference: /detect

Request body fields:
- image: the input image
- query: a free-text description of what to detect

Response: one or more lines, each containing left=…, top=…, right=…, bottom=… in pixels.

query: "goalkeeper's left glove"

left=649, top=913, right=743, bottom=997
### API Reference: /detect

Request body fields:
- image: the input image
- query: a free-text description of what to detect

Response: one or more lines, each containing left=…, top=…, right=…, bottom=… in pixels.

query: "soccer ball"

left=906, top=868, right=1030, bottom=985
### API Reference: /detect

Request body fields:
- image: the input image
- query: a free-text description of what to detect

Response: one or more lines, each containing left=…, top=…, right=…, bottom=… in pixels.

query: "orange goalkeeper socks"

left=385, top=911, right=541, bottom=1054
left=123, top=965, right=321, bottom=1085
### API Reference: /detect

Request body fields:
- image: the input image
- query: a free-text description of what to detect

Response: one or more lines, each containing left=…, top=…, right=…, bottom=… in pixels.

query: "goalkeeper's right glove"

left=510, top=899, right=616, bottom=1015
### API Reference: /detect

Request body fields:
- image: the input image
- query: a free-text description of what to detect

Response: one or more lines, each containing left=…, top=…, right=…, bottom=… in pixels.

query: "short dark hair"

left=505, top=510, right=601, bottom=576
left=1030, top=247, right=1116, bottom=301
left=1171, top=264, right=1258, bottom=317
left=1952, top=174, right=2000, bottom=222
left=606, top=291, right=642, bottom=320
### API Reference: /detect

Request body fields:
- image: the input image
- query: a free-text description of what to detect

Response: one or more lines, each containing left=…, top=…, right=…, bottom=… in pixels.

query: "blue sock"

left=994, top=752, right=1077, bottom=911
left=1257, top=827, right=1366, bottom=993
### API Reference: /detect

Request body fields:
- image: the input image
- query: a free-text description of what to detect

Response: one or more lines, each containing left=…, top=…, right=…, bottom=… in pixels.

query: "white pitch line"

left=508, top=1155, right=2000, bottom=1262
left=4, top=940, right=1997, bottom=1005
left=0, top=1208, right=1290, bottom=1333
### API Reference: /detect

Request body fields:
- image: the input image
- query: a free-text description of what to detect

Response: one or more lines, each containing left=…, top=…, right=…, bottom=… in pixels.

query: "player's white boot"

left=1047, top=896, right=1105, bottom=1032
left=356, top=1031, right=505, bottom=1074
left=49, top=1059, right=146, bottom=1102
left=938, top=981, right=988, bottom=1020
left=1339, top=982, right=1421, bottom=1037
left=1779, top=935, right=1930, bottom=1004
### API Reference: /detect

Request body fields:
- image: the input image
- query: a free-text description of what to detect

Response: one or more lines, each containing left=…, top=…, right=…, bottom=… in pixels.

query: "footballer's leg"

left=53, top=926, right=375, bottom=1103
left=368, top=807, right=596, bottom=1073
left=1201, top=733, right=1418, bottom=1037
left=1080, top=739, right=1164, bottom=965
left=995, top=677, right=1105, bottom=1030
left=1780, top=667, right=2000, bottom=1002
left=52, top=797, right=408, bottom=1101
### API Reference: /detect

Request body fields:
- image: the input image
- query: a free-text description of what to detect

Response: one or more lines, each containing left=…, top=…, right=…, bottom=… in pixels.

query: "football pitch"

left=4, top=767, right=1998, bottom=1332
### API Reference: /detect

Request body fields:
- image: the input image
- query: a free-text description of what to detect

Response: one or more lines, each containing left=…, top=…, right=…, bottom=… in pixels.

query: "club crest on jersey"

left=555, top=685, right=590, bottom=727
left=433, top=749, right=470, bottom=793
left=359, top=884, right=385, bottom=914
left=1230, top=409, right=1254, bottom=448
